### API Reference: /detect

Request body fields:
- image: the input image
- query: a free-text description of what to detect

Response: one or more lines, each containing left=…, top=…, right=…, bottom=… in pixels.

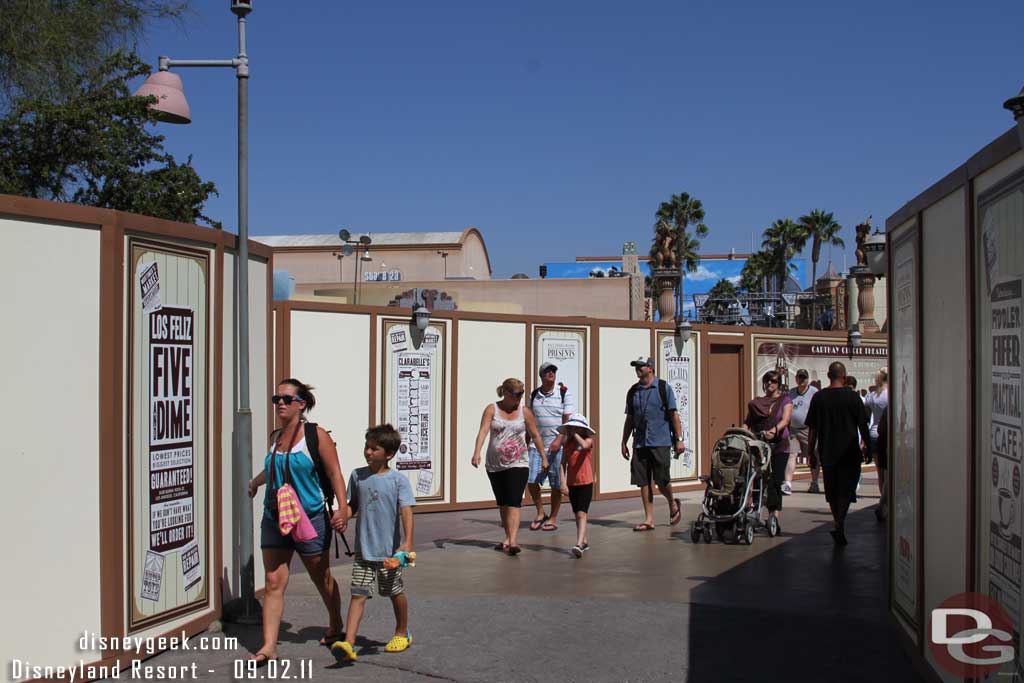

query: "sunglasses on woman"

left=507, top=390, right=525, bottom=398
left=271, top=394, right=305, bottom=406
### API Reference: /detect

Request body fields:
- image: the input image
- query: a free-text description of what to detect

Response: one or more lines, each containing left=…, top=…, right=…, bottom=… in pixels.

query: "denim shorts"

left=528, top=447, right=562, bottom=488
left=260, top=507, right=332, bottom=556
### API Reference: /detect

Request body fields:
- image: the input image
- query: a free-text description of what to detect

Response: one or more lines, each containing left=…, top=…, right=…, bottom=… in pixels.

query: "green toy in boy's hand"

left=383, top=551, right=416, bottom=569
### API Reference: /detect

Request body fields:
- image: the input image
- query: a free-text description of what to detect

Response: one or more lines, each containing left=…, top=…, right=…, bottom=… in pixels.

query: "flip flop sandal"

left=507, top=545, right=522, bottom=555
left=632, top=523, right=656, bottom=532
left=384, top=632, right=413, bottom=653
left=529, top=515, right=549, bottom=531
left=669, top=498, right=682, bottom=526
left=319, top=632, right=344, bottom=647
left=330, top=641, right=358, bottom=662
left=541, top=522, right=558, bottom=531
left=493, top=542, right=509, bottom=552
left=571, top=545, right=583, bottom=558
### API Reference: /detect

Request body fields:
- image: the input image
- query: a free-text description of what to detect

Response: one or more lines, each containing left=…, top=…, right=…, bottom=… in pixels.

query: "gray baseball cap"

left=630, top=356, right=653, bottom=368
left=539, top=362, right=558, bottom=375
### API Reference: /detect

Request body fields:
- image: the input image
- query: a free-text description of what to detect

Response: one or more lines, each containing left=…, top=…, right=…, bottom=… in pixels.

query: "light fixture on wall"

left=1005, top=85, right=1024, bottom=148
left=414, top=305, right=431, bottom=332
left=863, top=231, right=887, bottom=277
left=675, top=315, right=692, bottom=344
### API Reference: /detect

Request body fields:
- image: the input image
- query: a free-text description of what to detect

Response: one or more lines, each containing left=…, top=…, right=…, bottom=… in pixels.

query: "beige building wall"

left=455, top=320, right=527, bottom=504
left=302, top=277, right=631, bottom=319
left=1, top=217, right=103, bottom=668
left=597, top=327, right=651, bottom=494
left=919, top=188, right=969, bottom=682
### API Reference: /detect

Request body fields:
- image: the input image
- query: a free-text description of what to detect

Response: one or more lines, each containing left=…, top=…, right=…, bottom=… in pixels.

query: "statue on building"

left=854, top=215, right=872, bottom=267
left=649, top=219, right=677, bottom=270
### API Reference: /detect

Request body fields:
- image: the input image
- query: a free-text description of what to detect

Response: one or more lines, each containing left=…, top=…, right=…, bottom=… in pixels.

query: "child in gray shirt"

left=332, top=424, right=416, bottom=663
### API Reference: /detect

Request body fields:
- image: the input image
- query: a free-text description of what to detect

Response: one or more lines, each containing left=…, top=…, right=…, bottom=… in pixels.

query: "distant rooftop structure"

left=257, top=231, right=466, bottom=248
left=260, top=227, right=493, bottom=284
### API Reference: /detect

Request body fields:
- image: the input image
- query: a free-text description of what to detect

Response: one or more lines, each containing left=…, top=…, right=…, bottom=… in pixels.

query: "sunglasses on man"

left=271, top=394, right=305, bottom=406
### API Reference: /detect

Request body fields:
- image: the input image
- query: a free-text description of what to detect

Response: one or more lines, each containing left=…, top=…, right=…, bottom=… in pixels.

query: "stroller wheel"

left=768, top=515, right=779, bottom=538
left=742, top=522, right=755, bottom=545
left=702, top=524, right=713, bottom=544
left=691, top=522, right=702, bottom=543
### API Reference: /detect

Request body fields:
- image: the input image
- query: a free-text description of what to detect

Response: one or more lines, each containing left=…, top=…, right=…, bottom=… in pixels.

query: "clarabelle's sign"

left=149, top=306, right=195, bottom=553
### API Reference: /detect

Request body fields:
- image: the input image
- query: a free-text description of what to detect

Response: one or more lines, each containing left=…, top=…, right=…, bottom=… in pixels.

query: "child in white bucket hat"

left=557, top=414, right=596, bottom=558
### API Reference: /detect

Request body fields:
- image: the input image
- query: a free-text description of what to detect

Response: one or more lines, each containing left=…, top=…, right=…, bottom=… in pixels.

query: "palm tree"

left=705, top=277, right=738, bottom=319
left=798, top=209, right=844, bottom=324
left=739, top=250, right=775, bottom=292
left=760, top=218, right=805, bottom=293
left=649, top=191, right=710, bottom=319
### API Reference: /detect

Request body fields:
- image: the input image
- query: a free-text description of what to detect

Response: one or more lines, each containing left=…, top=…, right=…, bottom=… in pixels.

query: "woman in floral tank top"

left=472, top=378, right=546, bottom=555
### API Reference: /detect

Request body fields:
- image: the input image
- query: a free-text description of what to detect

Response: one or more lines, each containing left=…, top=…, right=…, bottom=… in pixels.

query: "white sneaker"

left=781, top=481, right=792, bottom=495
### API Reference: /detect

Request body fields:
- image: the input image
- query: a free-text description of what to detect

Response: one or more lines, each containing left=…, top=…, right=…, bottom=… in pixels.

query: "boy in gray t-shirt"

left=332, top=424, right=416, bottom=663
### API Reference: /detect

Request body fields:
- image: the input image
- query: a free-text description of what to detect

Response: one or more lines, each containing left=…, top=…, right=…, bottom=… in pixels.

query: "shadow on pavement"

left=683, top=506, right=922, bottom=682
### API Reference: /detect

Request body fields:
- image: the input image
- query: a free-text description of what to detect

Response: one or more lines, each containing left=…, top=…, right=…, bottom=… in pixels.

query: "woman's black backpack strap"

left=303, top=422, right=336, bottom=509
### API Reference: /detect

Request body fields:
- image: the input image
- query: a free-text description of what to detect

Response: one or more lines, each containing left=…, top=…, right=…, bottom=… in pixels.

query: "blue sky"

left=139, top=1, right=1024, bottom=277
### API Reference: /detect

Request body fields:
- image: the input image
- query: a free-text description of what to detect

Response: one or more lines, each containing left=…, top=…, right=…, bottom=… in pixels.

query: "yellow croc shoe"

left=330, top=640, right=358, bottom=662
left=384, top=632, right=412, bottom=653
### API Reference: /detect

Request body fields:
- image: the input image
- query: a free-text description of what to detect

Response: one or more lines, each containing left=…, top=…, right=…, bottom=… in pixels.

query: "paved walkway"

left=136, top=473, right=921, bottom=682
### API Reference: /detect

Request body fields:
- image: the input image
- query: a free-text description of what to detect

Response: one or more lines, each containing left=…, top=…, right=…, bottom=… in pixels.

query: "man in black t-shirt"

left=805, top=361, right=870, bottom=546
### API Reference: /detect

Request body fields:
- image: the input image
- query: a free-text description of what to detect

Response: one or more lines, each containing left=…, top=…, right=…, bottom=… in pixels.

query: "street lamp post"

left=134, top=0, right=258, bottom=621
left=437, top=250, right=449, bottom=280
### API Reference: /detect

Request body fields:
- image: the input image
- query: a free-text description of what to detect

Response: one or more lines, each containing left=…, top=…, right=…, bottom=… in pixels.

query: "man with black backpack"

left=621, top=356, right=684, bottom=531
left=525, top=362, right=574, bottom=531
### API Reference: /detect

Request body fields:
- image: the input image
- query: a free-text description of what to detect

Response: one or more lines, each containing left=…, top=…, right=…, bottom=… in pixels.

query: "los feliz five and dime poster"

left=130, top=243, right=209, bottom=631
left=384, top=321, right=445, bottom=499
left=656, top=331, right=698, bottom=480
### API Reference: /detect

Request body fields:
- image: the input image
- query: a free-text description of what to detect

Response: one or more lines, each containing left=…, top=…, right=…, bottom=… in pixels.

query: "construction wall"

left=274, top=300, right=887, bottom=511
left=0, top=196, right=273, bottom=675
left=885, top=127, right=1024, bottom=682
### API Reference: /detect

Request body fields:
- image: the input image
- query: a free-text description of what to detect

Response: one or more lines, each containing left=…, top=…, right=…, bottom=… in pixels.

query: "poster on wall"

left=534, top=328, right=587, bottom=415
left=148, top=305, right=195, bottom=553
left=129, top=243, right=209, bottom=632
left=753, top=340, right=889, bottom=393
left=890, top=225, right=919, bottom=633
left=989, top=277, right=1023, bottom=657
left=384, top=320, right=446, bottom=499
left=656, top=332, right=698, bottom=480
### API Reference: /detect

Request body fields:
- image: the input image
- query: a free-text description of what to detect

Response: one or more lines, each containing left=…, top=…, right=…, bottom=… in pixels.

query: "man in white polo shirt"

left=526, top=362, right=574, bottom=531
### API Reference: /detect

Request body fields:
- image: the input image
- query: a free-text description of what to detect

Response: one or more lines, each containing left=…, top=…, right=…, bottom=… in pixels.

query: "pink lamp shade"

left=134, top=71, right=191, bottom=124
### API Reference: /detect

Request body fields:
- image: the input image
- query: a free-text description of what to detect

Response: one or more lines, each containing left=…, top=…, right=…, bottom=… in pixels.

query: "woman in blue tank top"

left=246, top=378, right=349, bottom=664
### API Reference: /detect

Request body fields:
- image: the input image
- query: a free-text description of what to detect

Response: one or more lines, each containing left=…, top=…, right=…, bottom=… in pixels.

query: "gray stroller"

left=690, top=428, right=779, bottom=544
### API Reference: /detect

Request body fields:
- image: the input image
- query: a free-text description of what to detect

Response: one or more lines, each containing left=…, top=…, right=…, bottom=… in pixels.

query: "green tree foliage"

left=0, top=0, right=188, bottom=108
left=704, top=277, right=738, bottom=317
left=0, top=52, right=218, bottom=226
left=797, top=209, right=844, bottom=322
left=739, top=250, right=775, bottom=292
left=761, top=218, right=805, bottom=292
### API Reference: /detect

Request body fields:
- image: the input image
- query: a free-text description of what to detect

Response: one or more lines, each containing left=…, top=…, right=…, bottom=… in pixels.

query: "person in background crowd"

left=471, top=378, right=546, bottom=556
left=788, top=369, right=819, bottom=494
left=525, top=362, right=574, bottom=532
left=806, top=362, right=871, bottom=546
left=621, top=356, right=683, bottom=531
left=844, top=375, right=866, bottom=494
left=248, top=379, right=349, bottom=663
left=745, top=370, right=793, bottom=531
left=865, top=369, right=890, bottom=521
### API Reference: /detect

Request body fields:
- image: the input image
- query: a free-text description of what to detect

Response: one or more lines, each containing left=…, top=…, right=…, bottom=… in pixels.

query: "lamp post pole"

left=137, top=1, right=258, bottom=621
